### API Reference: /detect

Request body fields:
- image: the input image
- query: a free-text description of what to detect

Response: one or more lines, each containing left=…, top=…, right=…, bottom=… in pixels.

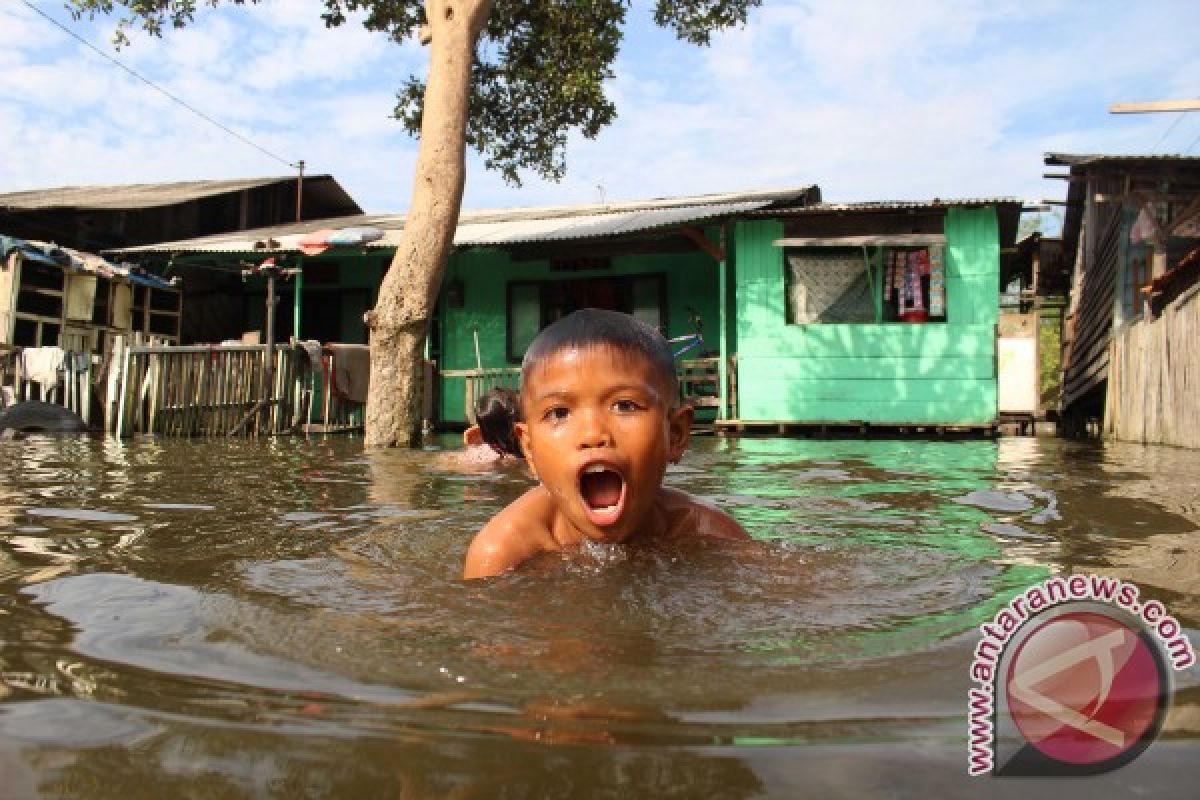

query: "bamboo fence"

left=1104, top=284, right=1200, bottom=448
left=105, top=337, right=364, bottom=437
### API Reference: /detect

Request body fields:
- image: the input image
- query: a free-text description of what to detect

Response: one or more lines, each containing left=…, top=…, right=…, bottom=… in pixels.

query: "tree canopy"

left=69, top=0, right=762, bottom=185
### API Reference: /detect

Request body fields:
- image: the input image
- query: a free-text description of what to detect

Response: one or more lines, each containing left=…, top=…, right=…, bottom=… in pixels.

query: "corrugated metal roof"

left=1, top=234, right=176, bottom=289
left=452, top=200, right=770, bottom=245
left=106, top=186, right=819, bottom=256
left=1044, top=152, right=1200, bottom=168
left=760, top=197, right=1024, bottom=215
left=0, top=175, right=351, bottom=212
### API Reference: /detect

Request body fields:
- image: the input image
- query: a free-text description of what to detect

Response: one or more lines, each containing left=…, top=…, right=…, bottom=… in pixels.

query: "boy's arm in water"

left=463, top=488, right=556, bottom=579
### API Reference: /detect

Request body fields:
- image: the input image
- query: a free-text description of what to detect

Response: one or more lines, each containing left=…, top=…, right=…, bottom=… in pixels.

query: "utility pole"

left=229, top=258, right=299, bottom=436
left=295, top=159, right=305, bottom=221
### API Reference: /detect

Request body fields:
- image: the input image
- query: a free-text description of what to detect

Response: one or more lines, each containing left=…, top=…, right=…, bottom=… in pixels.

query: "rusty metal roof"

left=0, top=175, right=360, bottom=213
left=1045, top=152, right=1200, bottom=168
left=106, top=185, right=820, bottom=256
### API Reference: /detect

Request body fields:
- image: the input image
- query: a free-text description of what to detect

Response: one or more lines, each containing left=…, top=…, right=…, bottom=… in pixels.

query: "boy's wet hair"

left=474, top=386, right=522, bottom=457
left=521, top=308, right=678, bottom=400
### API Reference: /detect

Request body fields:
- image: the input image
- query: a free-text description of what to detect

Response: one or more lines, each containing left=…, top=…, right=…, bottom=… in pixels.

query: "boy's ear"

left=515, top=421, right=538, bottom=478
left=667, top=404, right=693, bottom=463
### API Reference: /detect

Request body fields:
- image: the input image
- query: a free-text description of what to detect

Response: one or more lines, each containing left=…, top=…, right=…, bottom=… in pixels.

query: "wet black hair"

left=474, top=386, right=522, bottom=457
left=521, top=308, right=678, bottom=400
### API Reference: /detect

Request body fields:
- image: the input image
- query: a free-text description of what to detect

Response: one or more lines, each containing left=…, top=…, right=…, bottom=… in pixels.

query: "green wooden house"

left=110, top=189, right=1021, bottom=431
left=726, top=199, right=1023, bottom=428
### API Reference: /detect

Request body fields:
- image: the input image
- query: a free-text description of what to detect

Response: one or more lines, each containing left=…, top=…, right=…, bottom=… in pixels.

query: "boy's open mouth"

left=579, top=464, right=626, bottom=527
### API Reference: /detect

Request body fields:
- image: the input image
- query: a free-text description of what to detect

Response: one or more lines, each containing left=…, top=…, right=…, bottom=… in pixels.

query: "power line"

left=1150, top=112, right=1185, bottom=153
left=1185, top=125, right=1200, bottom=155
left=20, top=0, right=298, bottom=169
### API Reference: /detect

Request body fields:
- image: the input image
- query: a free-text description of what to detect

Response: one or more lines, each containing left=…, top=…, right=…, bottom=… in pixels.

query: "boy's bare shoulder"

left=463, top=487, right=558, bottom=579
left=660, top=486, right=751, bottom=541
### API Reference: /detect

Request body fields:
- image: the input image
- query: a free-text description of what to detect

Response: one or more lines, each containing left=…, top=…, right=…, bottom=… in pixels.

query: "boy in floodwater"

left=463, top=308, right=749, bottom=579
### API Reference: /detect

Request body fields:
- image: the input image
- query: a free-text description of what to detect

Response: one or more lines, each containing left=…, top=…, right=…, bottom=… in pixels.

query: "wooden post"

left=717, top=240, right=729, bottom=421
left=116, top=344, right=131, bottom=437
left=105, top=336, right=124, bottom=434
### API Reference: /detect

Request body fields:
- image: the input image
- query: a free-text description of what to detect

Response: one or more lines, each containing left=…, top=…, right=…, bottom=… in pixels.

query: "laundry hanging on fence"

left=18, top=346, right=65, bottom=388
left=329, top=344, right=371, bottom=404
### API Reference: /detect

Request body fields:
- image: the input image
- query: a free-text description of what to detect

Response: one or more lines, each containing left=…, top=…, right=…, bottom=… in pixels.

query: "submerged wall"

left=733, top=207, right=1001, bottom=425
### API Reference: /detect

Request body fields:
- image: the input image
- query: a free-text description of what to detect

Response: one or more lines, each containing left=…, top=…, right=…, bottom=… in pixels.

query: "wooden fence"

left=1, top=346, right=94, bottom=424
left=112, top=342, right=290, bottom=436
left=105, top=337, right=364, bottom=437
left=441, top=367, right=521, bottom=424
left=1104, top=284, right=1200, bottom=448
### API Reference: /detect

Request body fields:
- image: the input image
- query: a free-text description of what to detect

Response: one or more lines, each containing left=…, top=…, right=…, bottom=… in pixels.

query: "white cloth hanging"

left=19, top=346, right=65, bottom=388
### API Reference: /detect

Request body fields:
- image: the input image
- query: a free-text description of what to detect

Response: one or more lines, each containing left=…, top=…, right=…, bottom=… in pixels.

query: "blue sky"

left=2, top=0, right=1198, bottom=221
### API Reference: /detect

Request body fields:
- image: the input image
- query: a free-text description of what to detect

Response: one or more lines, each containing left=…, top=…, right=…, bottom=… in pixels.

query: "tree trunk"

left=364, top=0, right=491, bottom=447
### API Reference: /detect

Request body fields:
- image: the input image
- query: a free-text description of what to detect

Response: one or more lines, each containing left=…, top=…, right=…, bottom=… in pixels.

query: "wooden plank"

left=743, top=376, right=996, bottom=404
left=733, top=400, right=997, bottom=425
left=1109, top=99, right=1200, bottom=114
left=734, top=354, right=996, bottom=381
left=714, top=418, right=996, bottom=434
left=772, top=234, right=946, bottom=247
left=1104, top=287, right=1200, bottom=447
left=116, top=346, right=131, bottom=437
left=736, top=324, right=996, bottom=359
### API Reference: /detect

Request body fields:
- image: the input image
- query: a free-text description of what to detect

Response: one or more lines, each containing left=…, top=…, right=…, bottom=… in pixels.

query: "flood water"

left=0, top=433, right=1198, bottom=798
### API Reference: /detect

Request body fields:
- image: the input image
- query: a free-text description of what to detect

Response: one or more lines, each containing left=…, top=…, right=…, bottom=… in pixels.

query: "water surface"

left=0, top=434, right=1198, bottom=797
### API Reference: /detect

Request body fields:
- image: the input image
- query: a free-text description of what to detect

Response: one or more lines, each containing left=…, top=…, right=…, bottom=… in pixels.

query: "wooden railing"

left=440, top=367, right=522, bottom=423
left=112, top=342, right=297, bottom=436
left=443, top=356, right=738, bottom=423
left=1, top=345, right=94, bottom=424
left=104, top=337, right=367, bottom=437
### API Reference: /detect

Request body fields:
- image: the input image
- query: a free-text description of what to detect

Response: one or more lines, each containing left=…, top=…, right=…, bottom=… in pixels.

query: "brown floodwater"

left=0, top=433, right=1197, bottom=798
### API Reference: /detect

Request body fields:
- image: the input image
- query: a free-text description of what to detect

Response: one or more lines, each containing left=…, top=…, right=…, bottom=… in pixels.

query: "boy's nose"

left=576, top=411, right=612, bottom=448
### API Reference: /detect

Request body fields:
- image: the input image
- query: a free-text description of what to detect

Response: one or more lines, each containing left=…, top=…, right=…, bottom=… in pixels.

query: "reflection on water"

left=0, top=434, right=1198, bottom=797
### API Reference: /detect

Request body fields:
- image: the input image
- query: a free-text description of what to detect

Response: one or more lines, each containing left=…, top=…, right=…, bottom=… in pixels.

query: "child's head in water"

left=517, top=308, right=690, bottom=542
left=463, top=309, right=748, bottom=579
left=473, top=386, right=521, bottom=457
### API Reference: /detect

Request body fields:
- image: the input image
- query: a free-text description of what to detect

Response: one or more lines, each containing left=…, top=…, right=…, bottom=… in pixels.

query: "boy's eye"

left=543, top=406, right=569, bottom=422
left=613, top=399, right=643, bottom=413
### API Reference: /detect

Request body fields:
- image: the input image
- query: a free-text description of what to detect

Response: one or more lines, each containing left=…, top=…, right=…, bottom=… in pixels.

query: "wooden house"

left=721, top=199, right=1023, bottom=430
left=109, top=189, right=1024, bottom=433
left=1, top=235, right=180, bottom=354
left=0, top=175, right=360, bottom=252
left=1047, top=153, right=1200, bottom=446
left=109, top=187, right=819, bottom=426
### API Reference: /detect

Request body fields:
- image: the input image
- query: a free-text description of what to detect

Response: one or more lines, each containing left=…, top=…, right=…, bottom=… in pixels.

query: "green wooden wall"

left=732, top=207, right=1001, bottom=424
left=438, top=245, right=721, bottom=423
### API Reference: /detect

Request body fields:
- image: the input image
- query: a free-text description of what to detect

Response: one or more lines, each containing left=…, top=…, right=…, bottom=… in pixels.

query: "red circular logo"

left=1005, top=610, right=1166, bottom=766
